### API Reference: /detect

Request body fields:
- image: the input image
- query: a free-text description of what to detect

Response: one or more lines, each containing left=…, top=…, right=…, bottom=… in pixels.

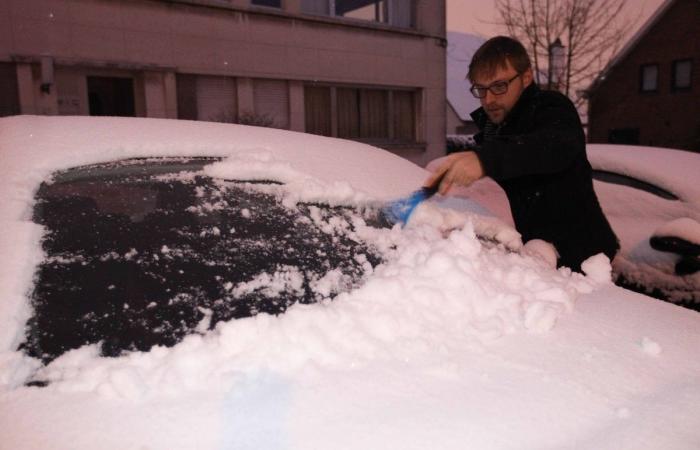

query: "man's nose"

left=482, top=89, right=496, bottom=105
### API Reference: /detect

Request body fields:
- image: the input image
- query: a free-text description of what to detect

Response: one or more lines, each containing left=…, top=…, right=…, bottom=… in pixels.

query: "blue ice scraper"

left=382, top=173, right=444, bottom=226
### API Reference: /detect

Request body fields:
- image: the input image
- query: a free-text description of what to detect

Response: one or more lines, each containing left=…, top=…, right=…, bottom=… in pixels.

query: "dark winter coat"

left=472, top=84, right=619, bottom=271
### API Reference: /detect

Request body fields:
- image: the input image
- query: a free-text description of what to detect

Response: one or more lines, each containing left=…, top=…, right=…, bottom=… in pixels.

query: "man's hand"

left=425, top=151, right=485, bottom=195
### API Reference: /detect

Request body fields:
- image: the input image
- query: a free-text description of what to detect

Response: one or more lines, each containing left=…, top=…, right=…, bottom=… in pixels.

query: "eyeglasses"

left=469, top=73, right=521, bottom=98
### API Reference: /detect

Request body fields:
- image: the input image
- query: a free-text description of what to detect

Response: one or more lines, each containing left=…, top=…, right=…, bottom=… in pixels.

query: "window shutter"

left=254, top=79, right=290, bottom=129
left=176, top=74, right=197, bottom=120
left=304, top=86, right=332, bottom=136
left=196, top=76, right=237, bottom=122
left=337, top=88, right=360, bottom=138
left=393, top=90, right=415, bottom=141
left=359, top=89, right=388, bottom=139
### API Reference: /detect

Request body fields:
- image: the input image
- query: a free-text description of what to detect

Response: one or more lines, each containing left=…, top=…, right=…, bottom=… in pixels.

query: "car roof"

left=587, top=143, right=700, bottom=206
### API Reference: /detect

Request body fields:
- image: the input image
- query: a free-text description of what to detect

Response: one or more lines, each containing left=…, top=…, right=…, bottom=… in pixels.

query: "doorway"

left=87, top=76, right=135, bottom=117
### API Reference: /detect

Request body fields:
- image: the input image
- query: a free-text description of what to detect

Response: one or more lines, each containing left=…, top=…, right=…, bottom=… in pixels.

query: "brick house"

left=0, top=0, right=446, bottom=166
left=587, top=0, right=699, bottom=152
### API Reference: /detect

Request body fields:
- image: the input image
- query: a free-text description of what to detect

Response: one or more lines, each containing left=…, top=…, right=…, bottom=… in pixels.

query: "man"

left=427, top=36, right=618, bottom=272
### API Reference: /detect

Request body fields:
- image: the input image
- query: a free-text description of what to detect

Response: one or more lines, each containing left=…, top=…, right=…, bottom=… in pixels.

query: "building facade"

left=587, top=0, right=699, bottom=152
left=0, top=0, right=446, bottom=165
left=444, top=31, right=482, bottom=137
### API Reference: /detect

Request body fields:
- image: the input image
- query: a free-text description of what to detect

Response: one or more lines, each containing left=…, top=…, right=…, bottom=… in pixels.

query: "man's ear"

left=522, top=68, right=534, bottom=87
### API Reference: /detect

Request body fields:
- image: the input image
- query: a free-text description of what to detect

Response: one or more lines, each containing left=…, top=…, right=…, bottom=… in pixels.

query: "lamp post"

left=548, top=38, right=565, bottom=93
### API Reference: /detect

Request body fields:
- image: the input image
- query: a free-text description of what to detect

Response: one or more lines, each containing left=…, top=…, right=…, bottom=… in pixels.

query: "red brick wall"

left=588, top=0, right=700, bottom=151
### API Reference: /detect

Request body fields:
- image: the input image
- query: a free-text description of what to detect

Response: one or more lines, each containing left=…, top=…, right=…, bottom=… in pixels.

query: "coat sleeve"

left=474, top=92, right=585, bottom=181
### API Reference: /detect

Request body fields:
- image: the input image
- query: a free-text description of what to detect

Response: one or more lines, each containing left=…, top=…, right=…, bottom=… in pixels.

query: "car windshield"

left=22, top=157, right=386, bottom=363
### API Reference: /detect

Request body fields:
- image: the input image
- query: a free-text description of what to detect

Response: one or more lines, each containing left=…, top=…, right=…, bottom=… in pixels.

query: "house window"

left=301, top=0, right=413, bottom=28
left=87, top=76, right=135, bottom=117
left=393, top=90, right=415, bottom=141
left=252, top=79, right=290, bottom=129
left=336, top=88, right=388, bottom=139
left=301, top=0, right=329, bottom=15
left=672, top=59, right=692, bottom=91
left=0, top=62, right=20, bottom=117
left=337, top=0, right=388, bottom=23
left=251, top=0, right=281, bottom=7
left=176, top=74, right=237, bottom=122
left=640, top=64, right=658, bottom=92
left=304, top=86, right=332, bottom=136
left=304, top=84, right=417, bottom=144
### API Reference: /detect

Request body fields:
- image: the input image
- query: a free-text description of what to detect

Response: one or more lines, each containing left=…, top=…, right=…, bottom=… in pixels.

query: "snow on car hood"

left=1, top=116, right=699, bottom=450
left=0, top=115, right=425, bottom=353
left=0, top=115, right=593, bottom=380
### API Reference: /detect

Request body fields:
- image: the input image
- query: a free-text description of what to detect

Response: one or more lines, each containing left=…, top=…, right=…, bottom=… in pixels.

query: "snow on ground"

left=1, top=116, right=700, bottom=449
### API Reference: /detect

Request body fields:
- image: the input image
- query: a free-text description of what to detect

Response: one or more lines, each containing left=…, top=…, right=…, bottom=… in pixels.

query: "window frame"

left=639, top=63, right=659, bottom=93
left=671, top=58, right=693, bottom=92
left=250, top=0, right=282, bottom=8
left=301, top=0, right=414, bottom=29
left=303, top=83, right=420, bottom=147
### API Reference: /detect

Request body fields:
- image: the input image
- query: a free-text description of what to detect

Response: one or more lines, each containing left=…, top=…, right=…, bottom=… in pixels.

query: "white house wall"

left=0, top=0, right=447, bottom=165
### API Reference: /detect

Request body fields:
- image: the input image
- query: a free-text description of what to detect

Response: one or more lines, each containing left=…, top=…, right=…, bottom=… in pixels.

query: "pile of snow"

left=427, top=146, right=700, bottom=303
left=5, top=219, right=601, bottom=397
left=0, top=116, right=603, bottom=392
left=1, top=117, right=699, bottom=450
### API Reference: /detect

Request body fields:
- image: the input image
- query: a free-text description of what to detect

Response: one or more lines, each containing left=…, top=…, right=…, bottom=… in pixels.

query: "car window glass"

left=592, top=169, right=679, bottom=201
left=22, top=157, right=385, bottom=363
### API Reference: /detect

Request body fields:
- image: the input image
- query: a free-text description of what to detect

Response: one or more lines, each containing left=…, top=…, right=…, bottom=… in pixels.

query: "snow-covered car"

left=1, top=116, right=699, bottom=450
left=428, top=144, right=700, bottom=308
left=587, top=144, right=700, bottom=305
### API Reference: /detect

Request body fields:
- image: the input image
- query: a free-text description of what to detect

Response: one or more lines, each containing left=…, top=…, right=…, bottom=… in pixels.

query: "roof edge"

left=584, top=0, right=677, bottom=97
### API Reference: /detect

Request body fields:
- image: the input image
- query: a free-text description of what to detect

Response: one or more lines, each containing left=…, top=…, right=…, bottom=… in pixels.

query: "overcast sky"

left=446, top=0, right=668, bottom=39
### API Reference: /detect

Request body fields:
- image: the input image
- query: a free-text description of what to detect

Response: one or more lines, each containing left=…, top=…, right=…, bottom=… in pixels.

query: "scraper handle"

left=421, top=170, right=446, bottom=198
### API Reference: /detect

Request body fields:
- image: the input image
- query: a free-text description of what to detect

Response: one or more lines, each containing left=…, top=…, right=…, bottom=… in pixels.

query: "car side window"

left=592, top=169, right=679, bottom=201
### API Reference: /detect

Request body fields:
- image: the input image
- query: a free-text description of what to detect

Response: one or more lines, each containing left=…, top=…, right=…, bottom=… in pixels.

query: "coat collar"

left=470, top=82, right=540, bottom=130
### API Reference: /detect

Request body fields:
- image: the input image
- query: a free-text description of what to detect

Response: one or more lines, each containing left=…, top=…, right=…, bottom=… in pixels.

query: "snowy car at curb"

left=1, top=116, right=699, bottom=450
left=428, top=144, right=700, bottom=308
left=587, top=144, right=700, bottom=305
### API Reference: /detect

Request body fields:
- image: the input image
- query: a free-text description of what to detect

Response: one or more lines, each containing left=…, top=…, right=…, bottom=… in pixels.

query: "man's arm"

left=424, top=151, right=484, bottom=195
left=474, top=92, right=585, bottom=181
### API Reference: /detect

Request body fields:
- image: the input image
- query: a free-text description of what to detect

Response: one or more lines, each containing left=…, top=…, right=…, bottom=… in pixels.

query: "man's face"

left=471, top=60, right=533, bottom=124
